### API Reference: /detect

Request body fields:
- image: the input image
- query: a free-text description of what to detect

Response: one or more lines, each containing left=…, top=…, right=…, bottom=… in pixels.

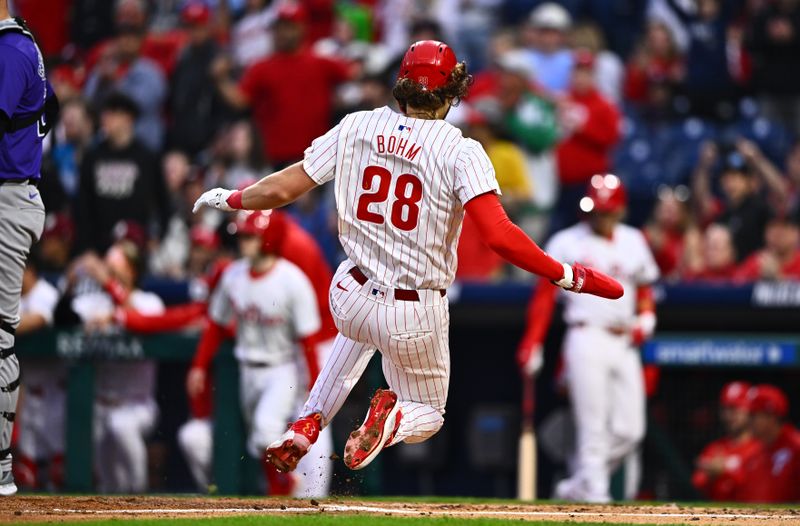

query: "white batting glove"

left=520, top=343, right=544, bottom=377
left=553, top=262, right=574, bottom=290
left=193, top=188, right=235, bottom=214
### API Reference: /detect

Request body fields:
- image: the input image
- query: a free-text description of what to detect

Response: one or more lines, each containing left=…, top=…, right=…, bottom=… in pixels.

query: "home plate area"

left=4, top=496, right=800, bottom=525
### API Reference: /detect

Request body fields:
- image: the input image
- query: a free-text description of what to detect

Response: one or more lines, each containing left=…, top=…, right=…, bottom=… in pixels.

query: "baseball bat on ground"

left=517, top=374, right=537, bottom=501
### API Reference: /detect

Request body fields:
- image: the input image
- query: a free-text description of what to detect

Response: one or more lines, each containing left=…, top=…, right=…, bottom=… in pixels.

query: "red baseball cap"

left=182, top=2, right=212, bottom=25
left=275, top=3, right=308, bottom=25
left=747, top=384, right=789, bottom=418
left=720, top=381, right=751, bottom=409
left=42, top=212, right=75, bottom=243
left=190, top=225, right=220, bottom=250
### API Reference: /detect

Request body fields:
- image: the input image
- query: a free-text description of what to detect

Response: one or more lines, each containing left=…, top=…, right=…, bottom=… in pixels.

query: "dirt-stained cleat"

left=266, top=413, right=322, bottom=473
left=343, top=389, right=401, bottom=470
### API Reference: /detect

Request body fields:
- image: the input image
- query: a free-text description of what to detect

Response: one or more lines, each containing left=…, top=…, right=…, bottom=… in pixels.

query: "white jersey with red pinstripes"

left=303, top=106, right=500, bottom=290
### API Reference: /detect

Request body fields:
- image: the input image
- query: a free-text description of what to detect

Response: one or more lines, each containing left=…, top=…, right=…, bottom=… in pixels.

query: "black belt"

left=240, top=360, right=278, bottom=368
left=0, top=177, right=38, bottom=187
left=0, top=448, right=9, bottom=460
left=348, top=267, right=445, bottom=302
left=0, top=321, right=15, bottom=337
left=1, top=377, right=19, bottom=393
left=0, top=347, right=13, bottom=359
left=1, top=412, right=14, bottom=422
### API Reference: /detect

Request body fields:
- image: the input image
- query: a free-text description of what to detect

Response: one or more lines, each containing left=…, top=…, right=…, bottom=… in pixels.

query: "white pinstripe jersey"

left=303, top=106, right=500, bottom=290
left=547, top=223, right=659, bottom=327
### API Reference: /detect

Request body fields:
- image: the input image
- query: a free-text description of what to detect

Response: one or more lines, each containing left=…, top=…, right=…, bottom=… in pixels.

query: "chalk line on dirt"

left=39, top=504, right=799, bottom=521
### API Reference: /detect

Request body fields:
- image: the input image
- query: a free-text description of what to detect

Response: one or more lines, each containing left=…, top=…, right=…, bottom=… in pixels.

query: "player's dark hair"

left=393, top=62, right=472, bottom=117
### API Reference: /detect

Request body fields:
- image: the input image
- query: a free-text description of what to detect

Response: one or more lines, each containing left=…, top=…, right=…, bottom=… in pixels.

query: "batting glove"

left=193, top=188, right=235, bottom=214
left=517, top=342, right=544, bottom=377
left=631, top=311, right=657, bottom=347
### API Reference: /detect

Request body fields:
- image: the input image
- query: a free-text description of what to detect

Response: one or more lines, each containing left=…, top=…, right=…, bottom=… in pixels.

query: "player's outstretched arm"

left=192, top=162, right=318, bottom=213
left=464, top=192, right=623, bottom=299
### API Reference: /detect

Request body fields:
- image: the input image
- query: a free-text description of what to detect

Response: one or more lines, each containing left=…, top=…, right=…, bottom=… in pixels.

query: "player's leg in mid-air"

left=268, top=262, right=450, bottom=472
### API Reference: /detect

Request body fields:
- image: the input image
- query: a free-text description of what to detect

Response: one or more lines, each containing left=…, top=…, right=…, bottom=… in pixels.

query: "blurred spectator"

left=553, top=50, right=621, bottom=232
left=692, top=142, right=770, bottom=261
left=734, top=212, right=800, bottom=281
left=213, top=4, right=350, bottom=167
left=46, top=99, right=94, bottom=205
left=457, top=99, right=533, bottom=281
left=736, top=385, right=800, bottom=502
left=206, top=120, right=266, bottom=190
left=682, top=0, right=741, bottom=120
left=467, top=99, right=532, bottom=214
left=70, top=0, right=118, bottom=49
left=36, top=213, right=76, bottom=274
left=487, top=50, right=559, bottom=238
left=83, top=16, right=168, bottom=151
left=13, top=0, right=71, bottom=57
left=168, top=2, right=233, bottom=157
left=748, top=0, right=800, bottom=136
left=67, top=240, right=164, bottom=494
left=643, top=186, right=695, bottom=279
left=571, top=22, right=623, bottom=104
left=624, top=20, right=684, bottom=105
left=12, top=260, right=62, bottom=492
left=232, top=0, right=276, bottom=68
left=84, top=0, right=189, bottom=78
left=521, top=2, right=574, bottom=94
left=75, top=93, right=170, bottom=254
left=692, top=381, right=759, bottom=501
left=453, top=0, right=501, bottom=74
left=733, top=138, right=792, bottom=213
left=682, top=223, right=738, bottom=281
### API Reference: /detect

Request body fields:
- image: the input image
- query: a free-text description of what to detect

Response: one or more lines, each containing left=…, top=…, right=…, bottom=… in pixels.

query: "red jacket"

left=556, top=89, right=621, bottom=186
left=692, top=435, right=760, bottom=501
left=736, top=425, right=800, bottom=503
left=733, top=250, right=800, bottom=282
left=240, top=50, right=349, bottom=163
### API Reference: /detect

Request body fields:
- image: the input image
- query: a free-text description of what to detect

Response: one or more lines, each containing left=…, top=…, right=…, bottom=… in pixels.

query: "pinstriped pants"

left=302, top=261, right=450, bottom=446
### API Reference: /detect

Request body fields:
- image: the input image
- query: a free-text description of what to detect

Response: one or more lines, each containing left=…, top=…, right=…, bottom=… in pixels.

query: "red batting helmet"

left=580, top=174, right=627, bottom=213
left=398, top=40, right=458, bottom=91
left=747, top=384, right=789, bottom=418
left=720, top=381, right=751, bottom=409
left=232, top=210, right=287, bottom=253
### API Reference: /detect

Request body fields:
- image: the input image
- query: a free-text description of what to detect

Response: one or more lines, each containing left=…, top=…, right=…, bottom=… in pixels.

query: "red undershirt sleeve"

left=299, top=335, right=320, bottom=389
left=191, top=319, right=227, bottom=370
left=519, top=279, right=560, bottom=351
left=464, top=192, right=564, bottom=281
left=122, top=303, right=207, bottom=334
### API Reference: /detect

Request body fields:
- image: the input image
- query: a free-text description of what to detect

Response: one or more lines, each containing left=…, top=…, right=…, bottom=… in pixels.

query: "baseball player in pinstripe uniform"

left=193, top=40, right=623, bottom=473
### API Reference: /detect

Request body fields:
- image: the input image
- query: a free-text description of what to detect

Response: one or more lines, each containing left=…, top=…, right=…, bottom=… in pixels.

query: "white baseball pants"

left=302, top=261, right=450, bottom=446
left=562, top=325, right=645, bottom=501
left=93, top=398, right=158, bottom=493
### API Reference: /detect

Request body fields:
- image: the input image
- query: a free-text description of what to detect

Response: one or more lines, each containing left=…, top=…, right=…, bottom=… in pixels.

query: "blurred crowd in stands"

left=9, top=0, right=800, bottom=286
left=0, top=1, right=789, bottom=284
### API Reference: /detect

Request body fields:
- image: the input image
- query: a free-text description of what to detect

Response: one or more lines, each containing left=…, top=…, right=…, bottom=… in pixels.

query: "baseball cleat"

left=266, top=413, right=322, bottom=473
left=343, top=389, right=401, bottom=471
left=0, top=471, right=17, bottom=497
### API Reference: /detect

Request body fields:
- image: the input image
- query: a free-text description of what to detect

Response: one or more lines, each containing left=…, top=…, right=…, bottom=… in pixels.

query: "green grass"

left=20, top=517, right=692, bottom=526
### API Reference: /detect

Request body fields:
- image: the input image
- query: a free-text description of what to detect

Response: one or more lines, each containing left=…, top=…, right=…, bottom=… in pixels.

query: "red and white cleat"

left=343, top=389, right=401, bottom=471
left=265, top=413, right=322, bottom=473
